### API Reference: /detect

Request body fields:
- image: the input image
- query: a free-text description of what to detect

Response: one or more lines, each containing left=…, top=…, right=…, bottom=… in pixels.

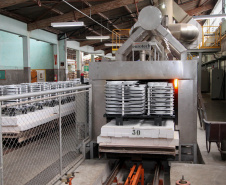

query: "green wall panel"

left=30, top=39, right=54, bottom=69
left=0, top=31, right=23, bottom=69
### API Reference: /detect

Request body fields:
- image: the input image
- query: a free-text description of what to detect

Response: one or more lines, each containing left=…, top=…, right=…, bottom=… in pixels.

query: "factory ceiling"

left=0, top=0, right=218, bottom=53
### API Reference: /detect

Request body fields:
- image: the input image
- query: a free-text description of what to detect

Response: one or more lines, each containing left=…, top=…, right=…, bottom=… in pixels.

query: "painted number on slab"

left=132, top=130, right=140, bottom=135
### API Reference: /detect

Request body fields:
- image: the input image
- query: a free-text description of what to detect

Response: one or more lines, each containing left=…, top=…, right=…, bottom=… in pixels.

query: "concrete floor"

left=64, top=159, right=114, bottom=185
left=170, top=93, right=226, bottom=185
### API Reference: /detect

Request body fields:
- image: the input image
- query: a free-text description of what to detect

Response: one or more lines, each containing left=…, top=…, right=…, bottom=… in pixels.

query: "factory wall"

left=0, top=14, right=59, bottom=85
left=0, top=31, right=25, bottom=85
left=0, top=31, right=24, bottom=69
left=30, top=39, right=54, bottom=82
left=0, top=14, right=106, bottom=84
left=0, top=31, right=56, bottom=84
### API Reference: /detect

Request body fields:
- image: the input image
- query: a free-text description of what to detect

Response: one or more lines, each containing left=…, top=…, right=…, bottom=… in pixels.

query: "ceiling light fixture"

left=104, top=43, right=123, bottom=46
left=193, top=14, right=226, bottom=20
left=162, top=3, right=166, bottom=9
left=51, top=22, right=84, bottom=27
left=86, top=36, right=110, bottom=40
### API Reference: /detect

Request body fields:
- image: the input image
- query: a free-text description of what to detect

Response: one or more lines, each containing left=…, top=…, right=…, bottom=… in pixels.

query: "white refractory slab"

left=2, top=102, right=75, bottom=133
left=97, top=131, right=179, bottom=147
left=100, top=119, right=175, bottom=139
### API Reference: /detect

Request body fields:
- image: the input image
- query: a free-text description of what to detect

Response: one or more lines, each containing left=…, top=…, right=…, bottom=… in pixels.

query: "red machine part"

left=124, top=164, right=144, bottom=185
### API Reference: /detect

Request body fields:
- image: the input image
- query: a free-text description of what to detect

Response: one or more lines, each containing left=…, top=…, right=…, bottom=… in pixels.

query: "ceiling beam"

left=0, top=0, right=30, bottom=8
left=82, top=0, right=120, bottom=29
left=85, top=25, right=102, bottom=36
left=35, top=2, right=63, bottom=21
left=186, top=4, right=214, bottom=15
left=0, top=8, right=31, bottom=23
left=43, top=27, right=63, bottom=34
left=94, top=45, right=110, bottom=51
left=28, top=0, right=144, bottom=31
left=177, top=0, right=196, bottom=5
left=104, top=47, right=112, bottom=55
left=197, top=0, right=202, bottom=7
left=41, top=3, right=64, bottom=15
left=98, top=12, right=120, bottom=30
left=124, top=5, right=137, bottom=22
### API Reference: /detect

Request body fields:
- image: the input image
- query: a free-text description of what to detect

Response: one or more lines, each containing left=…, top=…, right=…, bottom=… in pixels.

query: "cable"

left=62, top=0, right=117, bottom=36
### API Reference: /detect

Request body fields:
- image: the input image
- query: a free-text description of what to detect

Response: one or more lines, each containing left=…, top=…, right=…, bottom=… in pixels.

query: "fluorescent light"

left=51, top=22, right=84, bottom=27
left=104, top=43, right=123, bottom=47
left=86, top=36, right=110, bottom=40
left=162, top=3, right=165, bottom=9
left=193, top=14, right=226, bottom=20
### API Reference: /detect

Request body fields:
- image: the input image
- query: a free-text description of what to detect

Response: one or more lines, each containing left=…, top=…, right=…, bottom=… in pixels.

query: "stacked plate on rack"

left=105, top=81, right=146, bottom=115
left=147, top=82, right=174, bottom=116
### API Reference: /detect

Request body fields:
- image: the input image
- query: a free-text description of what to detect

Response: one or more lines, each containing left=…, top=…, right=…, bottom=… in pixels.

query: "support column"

left=91, top=54, right=95, bottom=62
left=76, top=50, right=83, bottom=77
left=198, top=52, right=202, bottom=91
left=181, top=51, right=187, bottom=61
left=53, top=44, right=60, bottom=81
left=23, top=36, right=31, bottom=83
left=59, top=39, right=67, bottom=81
left=159, top=0, right=173, bottom=24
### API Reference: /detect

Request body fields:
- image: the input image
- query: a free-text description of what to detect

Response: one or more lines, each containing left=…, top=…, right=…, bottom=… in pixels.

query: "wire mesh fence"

left=0, top=85, right=92, bottom=185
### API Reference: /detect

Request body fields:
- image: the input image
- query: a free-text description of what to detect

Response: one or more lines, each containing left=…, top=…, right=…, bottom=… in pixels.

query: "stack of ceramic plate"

left=0, top=86, right=5, bottom=96
left=0, top=86, right=5, bottom=105
left=4, top=85, right=24, bottom=106
left=105, top=81, right=146, bottom=115
left=147, top=82, right=174, bottom=115
left=29, top=83, right=43, bottom=100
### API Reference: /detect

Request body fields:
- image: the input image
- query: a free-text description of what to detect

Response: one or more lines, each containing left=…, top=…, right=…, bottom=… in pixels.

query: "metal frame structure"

left=89, top=60, right=197, bottom=163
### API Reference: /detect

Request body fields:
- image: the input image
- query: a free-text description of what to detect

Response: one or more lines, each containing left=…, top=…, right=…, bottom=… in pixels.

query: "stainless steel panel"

left=90, top=61, right=197, bottom=80
left=91, top=80, right=106, bottom=140
left=178, top=80, right=197, bottom=144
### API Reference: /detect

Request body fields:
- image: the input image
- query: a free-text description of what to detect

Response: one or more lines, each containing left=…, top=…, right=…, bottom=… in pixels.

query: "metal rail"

left=197, top=90, right=207, bottom=128
left=153, top=164, right=164, bottom=185
left=0, top=85, right=91, bottom=101
left=102, top=160, right=124, bottom=185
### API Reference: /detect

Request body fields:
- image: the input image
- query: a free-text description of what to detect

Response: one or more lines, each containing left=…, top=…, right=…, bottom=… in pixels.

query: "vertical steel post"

left=198, top=52, right=202, bottom=90
left=223, top=0, right=225, bottom=14
left=59, top=96, right=63, bottom=176
left=89, top=87, right=92, bottom=139
left=0, top=103, right=3, bottom=185
left=132, top=51, right=134, bottom=61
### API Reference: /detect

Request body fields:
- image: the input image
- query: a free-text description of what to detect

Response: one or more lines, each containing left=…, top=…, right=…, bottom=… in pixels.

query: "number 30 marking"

left=132, top=130, right=141, bottom=135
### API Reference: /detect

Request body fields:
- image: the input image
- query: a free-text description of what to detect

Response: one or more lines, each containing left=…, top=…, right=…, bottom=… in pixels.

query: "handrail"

left=0, top=85, right=91, bottom=101
left=203, top=119, right=226, bottom=125
left=197, top=90, right=207, bottom=128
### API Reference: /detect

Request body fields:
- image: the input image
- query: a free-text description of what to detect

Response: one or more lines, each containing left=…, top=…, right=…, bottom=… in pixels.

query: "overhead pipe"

left=157, top=0, right=199, bottom=44
left=158, top=0, right=173, bottom=24
left=168, top=23, right=199, bottom=43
